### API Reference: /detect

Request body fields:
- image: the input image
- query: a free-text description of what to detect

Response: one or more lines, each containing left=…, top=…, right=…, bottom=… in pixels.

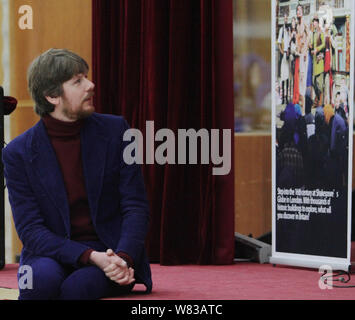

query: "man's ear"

left=45, top=95, right=60, bottom=106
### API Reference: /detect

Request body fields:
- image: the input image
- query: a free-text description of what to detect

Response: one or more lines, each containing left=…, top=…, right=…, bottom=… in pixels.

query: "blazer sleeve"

left=114, top=118, right=150, bottom=266
left=3, top=144, right=90, bottom=266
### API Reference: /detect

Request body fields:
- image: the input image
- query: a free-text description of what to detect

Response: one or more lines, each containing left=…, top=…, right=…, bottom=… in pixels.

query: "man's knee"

left=18, top=257, right=67, bottom=300
left=59, top=266, right=110, bottom=300
left=59, top=266, right=133, bottom=300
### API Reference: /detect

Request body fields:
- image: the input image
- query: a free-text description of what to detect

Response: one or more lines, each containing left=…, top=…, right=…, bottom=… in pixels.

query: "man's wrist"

left=116, top=252, right=134, bottom=269
left=79, top=248, right=95, bottom=266
left=88, top=250, right=99, bottom=265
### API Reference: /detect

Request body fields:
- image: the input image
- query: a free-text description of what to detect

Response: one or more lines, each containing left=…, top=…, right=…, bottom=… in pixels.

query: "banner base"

left=270, top=255, right=350, bottom=272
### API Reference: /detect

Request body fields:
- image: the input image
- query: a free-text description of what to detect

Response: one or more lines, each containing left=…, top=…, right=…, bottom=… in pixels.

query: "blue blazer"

left=2, top=113, right=152, bottom=292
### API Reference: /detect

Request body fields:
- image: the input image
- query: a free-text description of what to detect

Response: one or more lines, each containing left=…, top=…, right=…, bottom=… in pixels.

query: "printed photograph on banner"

left=273, top=0, right=353, bottom=258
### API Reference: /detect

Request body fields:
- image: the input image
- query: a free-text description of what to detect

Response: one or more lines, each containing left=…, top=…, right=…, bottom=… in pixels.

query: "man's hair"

left=27, top=48, right=89, bottom=117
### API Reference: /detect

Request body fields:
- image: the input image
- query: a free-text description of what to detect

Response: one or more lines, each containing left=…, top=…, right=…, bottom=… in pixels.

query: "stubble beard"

left=62, top=96, right=95, bottom=121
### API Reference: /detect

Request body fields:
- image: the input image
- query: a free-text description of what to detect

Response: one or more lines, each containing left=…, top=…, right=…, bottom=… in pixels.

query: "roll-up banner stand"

left=271, top=0, right=354, bottom=272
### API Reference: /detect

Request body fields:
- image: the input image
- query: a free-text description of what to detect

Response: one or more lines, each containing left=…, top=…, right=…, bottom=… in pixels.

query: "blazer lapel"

left=28, top=120, right=71, bottom=234
left=80, top=118, right=109, bottom=223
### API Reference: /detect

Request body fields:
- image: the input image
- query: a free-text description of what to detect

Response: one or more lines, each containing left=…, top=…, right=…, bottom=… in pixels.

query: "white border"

left=271, top=0, right=277, bottom=262
left=347, top=0, right=355, bottom=270
left=271, top=0, right=354, bottom=272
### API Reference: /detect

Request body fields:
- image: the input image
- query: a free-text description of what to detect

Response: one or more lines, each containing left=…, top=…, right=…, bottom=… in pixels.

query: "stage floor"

left=1, top=262, right=355, bottom=300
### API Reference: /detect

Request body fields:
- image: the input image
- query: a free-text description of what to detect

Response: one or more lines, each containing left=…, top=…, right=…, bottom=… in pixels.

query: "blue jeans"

left=18, top=241, right=134, bottom=300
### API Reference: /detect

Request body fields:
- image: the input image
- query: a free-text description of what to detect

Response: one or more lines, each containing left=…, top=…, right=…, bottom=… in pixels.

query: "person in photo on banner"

left=311, top=15, right=325, bottom=108
left=334, top=91, right=347, bottom=122
left=289, top=16, right=298, bottom=104
left=339, top=78, right=350, bottom=118
left=295, top=4, right=309, bottom=114
left=2, top=48, right=152, bottom=300
left=323, top=17, right=336, bottom=106
left=323, top=103, right=348, bottom=189
left=278, top=12, right=290, bottom=104
left=277, top=102, right=305, bottom=189
left=309, top=105, right=329, bottom=187
left=306, top=19, right=314, bottom=103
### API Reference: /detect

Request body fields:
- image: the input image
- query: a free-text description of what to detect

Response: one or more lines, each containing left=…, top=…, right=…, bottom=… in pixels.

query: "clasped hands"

left=89, top=249, right=135, bottom=286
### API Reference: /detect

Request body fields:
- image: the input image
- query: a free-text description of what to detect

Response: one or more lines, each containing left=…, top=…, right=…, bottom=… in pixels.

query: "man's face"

left=59, top=73, right=95, bottom=121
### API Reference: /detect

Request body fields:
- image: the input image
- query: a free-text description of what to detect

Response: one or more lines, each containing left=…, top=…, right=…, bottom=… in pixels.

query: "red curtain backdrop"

left=92, top=0, right=234, bottom=265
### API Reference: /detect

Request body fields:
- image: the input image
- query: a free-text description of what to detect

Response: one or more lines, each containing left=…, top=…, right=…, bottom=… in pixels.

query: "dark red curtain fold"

left=92, top=0, right=234, bottom=265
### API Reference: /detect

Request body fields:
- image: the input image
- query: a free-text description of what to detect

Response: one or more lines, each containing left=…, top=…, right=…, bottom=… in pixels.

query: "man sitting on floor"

left=2, top=48, right=152, bottom=300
